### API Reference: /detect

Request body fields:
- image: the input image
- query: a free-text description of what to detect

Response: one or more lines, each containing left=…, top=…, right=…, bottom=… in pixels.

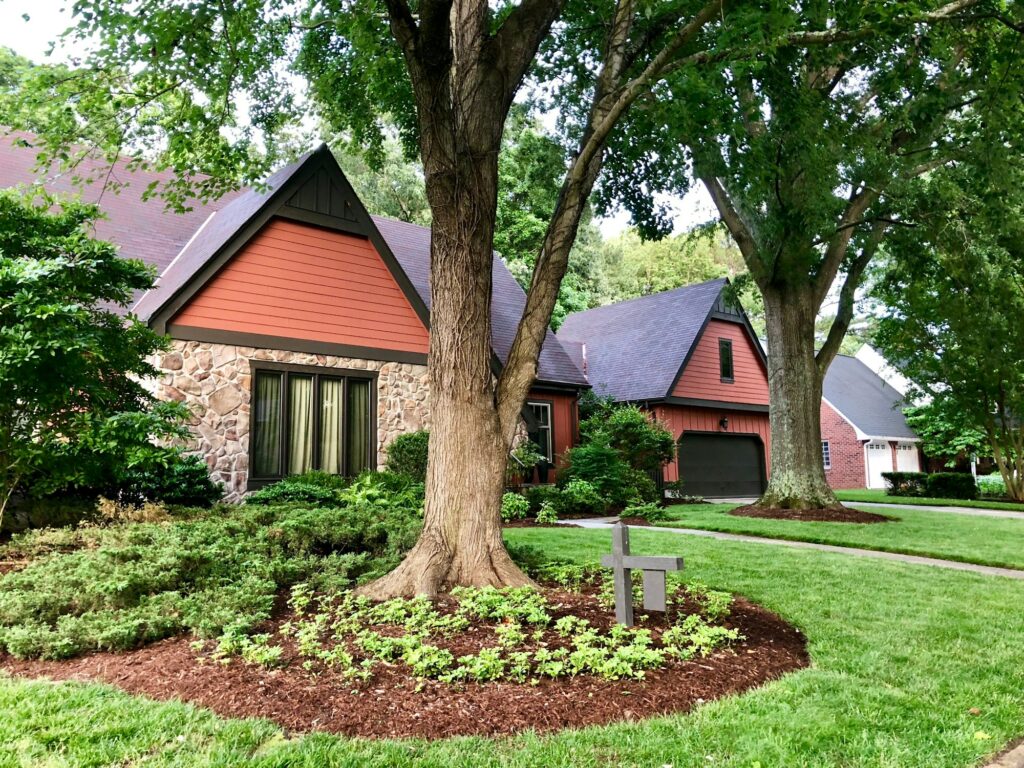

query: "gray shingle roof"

left=823, top=355, right=917, bottom=439
left=557, top=279, right=728, bottom=401
left=371, top=216, right=587, bottom=386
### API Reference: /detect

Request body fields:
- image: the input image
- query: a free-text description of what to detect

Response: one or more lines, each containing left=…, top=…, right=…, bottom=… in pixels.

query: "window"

left=526, top=401, right=553, bottom=463
left=250, top=364, right=375, bottom=484
left=821, top=440, right=832, bottom=470
left=719, top=338, right=734, bottom=382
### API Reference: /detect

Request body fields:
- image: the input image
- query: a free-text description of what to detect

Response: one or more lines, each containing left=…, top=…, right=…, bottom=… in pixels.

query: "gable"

left=170, top=217, right=429, bottom=354
left=672, top=319, right=769, bottom=405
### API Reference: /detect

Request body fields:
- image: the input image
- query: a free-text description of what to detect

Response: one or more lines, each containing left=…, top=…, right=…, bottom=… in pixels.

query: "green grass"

left=3, top=526, right=1024, bottom=766
left=835, top=488, right=1024, bottom=513
left=656, top=503, right=1024, bottom=570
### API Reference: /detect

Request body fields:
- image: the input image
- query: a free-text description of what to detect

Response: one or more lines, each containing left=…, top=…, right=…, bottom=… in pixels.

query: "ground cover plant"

left=0, top=473, right=422, bottom=659
left=205, top=571, right=742, bottom=685
left=835, top=488, right=1024, bottom=513
left=659, top=502, right=1024, bottom=570
left=1, top=525, right=1023, bottom=765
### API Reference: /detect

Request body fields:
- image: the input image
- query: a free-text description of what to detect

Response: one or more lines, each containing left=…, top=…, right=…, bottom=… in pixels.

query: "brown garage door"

left=678, top=433, right=766, bottom=498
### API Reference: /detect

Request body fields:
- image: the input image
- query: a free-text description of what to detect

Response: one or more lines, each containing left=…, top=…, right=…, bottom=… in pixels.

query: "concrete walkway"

left=563, top=518, right=1024, bottom=580
left=848, top=501, right=1024, bottom=521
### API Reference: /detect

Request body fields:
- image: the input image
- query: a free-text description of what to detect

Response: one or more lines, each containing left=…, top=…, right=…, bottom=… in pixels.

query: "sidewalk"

left=564, top=518, right=1024, bottom=580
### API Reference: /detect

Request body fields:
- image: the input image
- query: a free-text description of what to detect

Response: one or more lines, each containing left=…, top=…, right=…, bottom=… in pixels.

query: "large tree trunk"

left=758, top=286, right=842, bottom=510
left=358, top=121, right=533, bottom=598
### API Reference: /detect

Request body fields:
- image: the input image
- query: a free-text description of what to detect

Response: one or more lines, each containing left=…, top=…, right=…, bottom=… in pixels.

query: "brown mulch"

left=730, top=504, right=893, bottom=524
left=502, top=519, right=581, bottom=528
left=617, top=516, right=654, bottom=527
left=0, top=587, right=808, bottom=741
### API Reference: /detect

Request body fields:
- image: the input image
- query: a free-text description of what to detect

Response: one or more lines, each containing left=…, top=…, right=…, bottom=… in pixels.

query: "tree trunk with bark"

left=759, top=286, right=841, bottom=509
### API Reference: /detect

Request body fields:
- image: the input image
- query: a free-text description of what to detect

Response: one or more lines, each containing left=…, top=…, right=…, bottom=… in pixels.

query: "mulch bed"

left=502, top=519, right=581, bottom=528
left=730, top=504, right=892, bottom=524
left=617, top=516, right=654, bottom=526
left=0, top=586, right=808, bottom=741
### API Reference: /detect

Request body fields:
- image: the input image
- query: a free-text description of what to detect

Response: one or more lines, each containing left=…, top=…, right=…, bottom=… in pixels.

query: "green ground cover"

left=655, top=503, right=1024, bottom=570
left=835, top=488, right=1024, bottom=513
left=1, top=525, right=1023, bottom=767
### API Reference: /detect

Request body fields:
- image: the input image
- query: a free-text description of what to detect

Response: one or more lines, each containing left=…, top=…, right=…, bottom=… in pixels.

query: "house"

left=820, top=354, right=922, bottom=489
left=0, top=135, right=587, bottom=500
left=558, top=281, right=771, bottom=498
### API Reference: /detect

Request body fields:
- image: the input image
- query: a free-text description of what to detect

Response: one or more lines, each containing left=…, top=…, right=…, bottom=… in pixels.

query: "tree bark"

left=758, top=285, right=842, bottom=510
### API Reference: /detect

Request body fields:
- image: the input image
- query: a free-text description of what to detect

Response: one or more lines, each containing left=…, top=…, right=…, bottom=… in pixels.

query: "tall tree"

left=872, top=157, right=1024, bottom=501
left=16, top=0, right=741, bottom=596
left=573, top=0, right=1024, bottom=509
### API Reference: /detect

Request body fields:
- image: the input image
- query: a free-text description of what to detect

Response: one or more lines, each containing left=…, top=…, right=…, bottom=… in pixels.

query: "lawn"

left=655, top=502, right=1024, bottom=570
left=2, top=525, right=1024, bottom=767
left=835, top=488, right=1024, bottom=513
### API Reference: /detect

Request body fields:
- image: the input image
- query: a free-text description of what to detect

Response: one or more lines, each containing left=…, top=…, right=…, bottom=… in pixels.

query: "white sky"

left=0, top=0, right=710, bottom=236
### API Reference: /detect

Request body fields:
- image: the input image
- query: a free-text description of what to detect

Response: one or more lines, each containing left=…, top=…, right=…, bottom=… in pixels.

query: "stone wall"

left=154, top=340, right=430, bottom=501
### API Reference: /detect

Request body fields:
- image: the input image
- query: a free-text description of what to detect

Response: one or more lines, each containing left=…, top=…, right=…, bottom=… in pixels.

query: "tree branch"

left=491, top=0, right=567, bottom=103
left=816, top=222, right=886, bottom=374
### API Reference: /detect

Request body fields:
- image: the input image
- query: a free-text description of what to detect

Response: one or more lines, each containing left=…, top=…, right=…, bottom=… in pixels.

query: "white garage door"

left=866, top=442, right=893, bottom=489
left=896, top=442, right=920, bottom=472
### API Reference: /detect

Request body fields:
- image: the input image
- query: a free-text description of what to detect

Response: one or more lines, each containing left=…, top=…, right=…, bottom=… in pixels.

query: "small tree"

left=0, top=190, right=186, bottom=524
left=873, top=158, right=1024, bottom=501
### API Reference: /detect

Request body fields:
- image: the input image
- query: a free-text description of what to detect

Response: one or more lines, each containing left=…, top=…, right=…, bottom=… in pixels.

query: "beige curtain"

left=345, top=379, right=371, bottom=476
left=288, top=376, right=314, bottom=474
left=319, top=378, right=343, bottom=474
left=252, top=372, right=282, bottom=477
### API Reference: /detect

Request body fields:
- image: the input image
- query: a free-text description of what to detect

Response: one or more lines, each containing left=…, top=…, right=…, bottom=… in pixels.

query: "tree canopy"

left=0, top=190, right=187, bottom=523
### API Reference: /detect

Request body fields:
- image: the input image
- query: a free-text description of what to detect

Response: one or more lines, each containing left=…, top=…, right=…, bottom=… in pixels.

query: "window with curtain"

left=526, top=401, right=553, bottom=463
left=250, top=365, right=374, bottom=483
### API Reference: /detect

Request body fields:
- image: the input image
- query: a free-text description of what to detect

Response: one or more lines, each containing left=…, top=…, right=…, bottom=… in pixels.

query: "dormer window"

left=719, top=338, right=734, bottom=383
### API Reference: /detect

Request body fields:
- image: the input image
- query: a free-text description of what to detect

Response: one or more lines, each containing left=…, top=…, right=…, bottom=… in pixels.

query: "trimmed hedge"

left=925, top=472, right=978, bottom=500
left=882, top=471, right=928, bottom=497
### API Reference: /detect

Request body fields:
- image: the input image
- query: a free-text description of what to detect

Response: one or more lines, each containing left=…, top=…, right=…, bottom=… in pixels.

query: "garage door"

left=677, top=433, right=766, bottom=498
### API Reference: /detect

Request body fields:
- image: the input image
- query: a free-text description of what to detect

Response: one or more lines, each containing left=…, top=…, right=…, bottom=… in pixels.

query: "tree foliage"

left=0, top=190, right=186, bottom=522
left=872, top=156, right=1024, bottom=501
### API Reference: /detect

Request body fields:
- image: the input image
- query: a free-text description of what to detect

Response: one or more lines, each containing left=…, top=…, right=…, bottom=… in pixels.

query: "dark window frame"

left=719, top=338, right=735, bottom=383
left=821, top=440, right=832, bottom=470
left=525, top=399, right=555, bottom=464
left=248, top=361, right=378, bottom=489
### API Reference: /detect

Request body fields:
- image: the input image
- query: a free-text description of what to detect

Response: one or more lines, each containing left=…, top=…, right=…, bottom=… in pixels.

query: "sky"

left=0, top=0, right=713, bottom=236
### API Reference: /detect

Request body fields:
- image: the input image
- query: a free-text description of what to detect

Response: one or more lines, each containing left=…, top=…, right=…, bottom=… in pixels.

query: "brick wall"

left=821, top=401, right=866, bottom=489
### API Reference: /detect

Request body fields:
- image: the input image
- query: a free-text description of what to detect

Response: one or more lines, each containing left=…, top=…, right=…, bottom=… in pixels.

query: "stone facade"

left=154, top=340, right=430, bottom=501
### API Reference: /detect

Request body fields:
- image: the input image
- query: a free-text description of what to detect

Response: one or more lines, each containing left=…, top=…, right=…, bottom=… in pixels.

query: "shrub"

left=246, top=479, right=341, bottom=506
left=581, top=405, right=675, bottom=474
left=621, top=502, right=668, bottom=523
left=560, top=435, right=629, bottom=500
left=555, top=479, right=606, bottom=517
left=506, top=440, right=544, bottom=484
left=925, top=472, right=978, bottom=500
left=535, top=501, right=559, bottom=525
left=501, top=492, right=530, bottom=522
left=523, top=484, right=560, bottom=512
left=385, top=431, right=430, bottom=483
left=978, top=474, right=1007, bottom=499
left=882, top=471, right=928, bottom=497
left=0, top=473, right=423, bottom=659
left=115, top=451, right=223, bottom=507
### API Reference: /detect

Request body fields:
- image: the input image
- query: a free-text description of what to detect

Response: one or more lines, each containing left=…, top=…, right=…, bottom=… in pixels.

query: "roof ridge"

left=561, top=277, right=727, bottom=325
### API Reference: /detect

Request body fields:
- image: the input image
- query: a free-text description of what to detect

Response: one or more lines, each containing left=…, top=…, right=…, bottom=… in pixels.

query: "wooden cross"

left=600, top=522, right=684, bottom=626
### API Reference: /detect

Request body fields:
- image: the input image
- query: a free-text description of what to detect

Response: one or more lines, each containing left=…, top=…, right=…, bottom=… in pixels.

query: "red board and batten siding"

left=527, top=390, right=578, bottom=473
left=672, top=319, right=769, bottom=405
left=171, top=217, right=429, bottom=353
left=654, top=405, right=771, bottom=483
left=821, top=400, right=867, bottom=489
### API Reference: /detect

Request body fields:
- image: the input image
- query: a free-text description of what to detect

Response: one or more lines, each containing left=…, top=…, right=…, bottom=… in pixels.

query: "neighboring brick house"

left=821, top=355, right=922, bottom=489
left=559, top=282, right=771, bottom=498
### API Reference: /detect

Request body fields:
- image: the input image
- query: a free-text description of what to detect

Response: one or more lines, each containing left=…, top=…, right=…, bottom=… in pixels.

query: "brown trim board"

left=168, top=325, right=429, bottom=365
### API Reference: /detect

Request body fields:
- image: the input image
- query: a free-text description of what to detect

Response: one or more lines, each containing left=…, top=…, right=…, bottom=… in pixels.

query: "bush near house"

left=882, top=471, right=979, bottom=500
left=384, top=430, right=430, bottom=483
left=0, top=472, right=423, bottom=660
left=882, top=471, right=929, bottom=497
left=978, top=472, right=1007, bottom=499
